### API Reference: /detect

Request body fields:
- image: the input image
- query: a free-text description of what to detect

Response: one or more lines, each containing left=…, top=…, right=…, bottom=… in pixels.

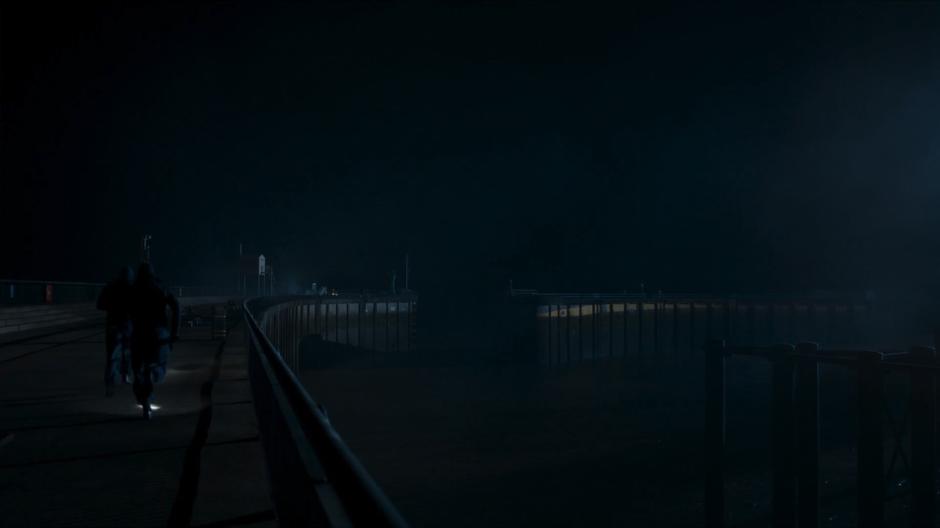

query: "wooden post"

left=910, top=346, right=937, bottom=528
left=857, top=350, right=885, bottom=528
left=796, top=342, right=820, bottom=528
left=705, top=339, right=727, bottom=528
left=770, top=344, right=797, bottom=527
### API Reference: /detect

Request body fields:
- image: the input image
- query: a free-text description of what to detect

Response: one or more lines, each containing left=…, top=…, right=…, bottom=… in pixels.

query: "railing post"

left=578, top=303, right=584, bottom=362
left=789, top=303, right=797, bottom=343
left=592, top=303, right=597, bottom=361
left=795, top=342, right=820, bottom=528
left=622, top=302, right=629, bottom=359
left=706, top=302, right=713, bottom=340
left=637, top=301, right=644, bottom=366
left=770, top=344, right=796, bottom=528
left=609, top=303, right=614, bottom=359
left=653, top=300, right=659, bottom=359
left=705, top=339, right=726, bottom=528
left=909, top=346, right=937, bottom=528
left=672, top=302, right=679, bottom=360
left=566, top=304, right=572, bottom=364
left=723, top=301, right=732, bottom=341
left=857, top=350, right=885, bottom=528
left=746, top=302, right=755, bottom=342
left=546, top=305, right=552, bottom=366
left=768, top=303, right=776, bottom=342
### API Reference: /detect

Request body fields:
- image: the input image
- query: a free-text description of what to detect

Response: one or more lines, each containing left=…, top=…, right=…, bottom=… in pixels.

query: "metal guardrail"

left=243, top=296, right=410, bottom=528
left=705, top=340, right=939, bottom=528
left=529, top=296, right=875, bottom=367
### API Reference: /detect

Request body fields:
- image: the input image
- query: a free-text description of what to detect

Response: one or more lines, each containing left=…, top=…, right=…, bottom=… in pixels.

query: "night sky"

left=3, top=2, right=940, bottom=304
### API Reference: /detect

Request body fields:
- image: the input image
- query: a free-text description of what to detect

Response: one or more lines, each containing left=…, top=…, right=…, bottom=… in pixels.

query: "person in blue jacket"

left=96, top=266, right=135, bottom=397
left=130, top=263, right=180, bottom=419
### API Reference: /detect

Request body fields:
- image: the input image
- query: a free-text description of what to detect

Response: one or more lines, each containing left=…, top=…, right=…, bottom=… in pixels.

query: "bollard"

left=689, top=302, right=696, bottom=359
left=795, top=343, right=820, bottom=528
left=705, top=339, right=726, bottom=528
left=857, top=350, right=885, bottom=528
left=770, top=344, right=797, bottom=528
left=909, top=346, right=937, bottom=528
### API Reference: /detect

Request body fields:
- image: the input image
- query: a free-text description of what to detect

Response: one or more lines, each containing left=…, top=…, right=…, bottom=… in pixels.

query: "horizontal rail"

left=244, top=296, right=409, bottom=528
left=706, top=339, right=939, bottom=527
left=723, top=343, right=940, bottom=372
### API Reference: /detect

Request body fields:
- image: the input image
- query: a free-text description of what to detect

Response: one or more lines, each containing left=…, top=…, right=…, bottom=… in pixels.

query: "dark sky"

left=3, top=2, right=939, bottom=300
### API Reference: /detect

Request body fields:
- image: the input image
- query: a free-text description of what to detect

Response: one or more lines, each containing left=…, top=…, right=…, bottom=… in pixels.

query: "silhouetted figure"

left=130, top=263, right=180, bottom=419
left=97, top=266, right=135, bottom=397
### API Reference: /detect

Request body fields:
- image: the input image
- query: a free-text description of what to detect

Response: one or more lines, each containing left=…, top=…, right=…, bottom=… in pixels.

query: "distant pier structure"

left=507, top=290, right=889, bottom=366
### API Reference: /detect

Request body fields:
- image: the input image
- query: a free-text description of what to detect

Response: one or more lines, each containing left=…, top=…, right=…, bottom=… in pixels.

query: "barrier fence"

left=526, top=293, right=875, bottom=366
left=258, top=294, right=418, bottom=372
left=705, top=339, right=939, bottom=528
left=244, top=295, right=414, bottom=527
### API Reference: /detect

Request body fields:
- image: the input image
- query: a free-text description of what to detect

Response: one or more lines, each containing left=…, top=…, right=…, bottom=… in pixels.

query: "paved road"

left=0, top=321, right=274, bottom=527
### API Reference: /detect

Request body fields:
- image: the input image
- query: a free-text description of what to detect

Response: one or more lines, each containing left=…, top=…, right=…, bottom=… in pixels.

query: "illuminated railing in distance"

left=243, top=296, right=412, bottom=527
left=512, top=291, right=878, bottom=366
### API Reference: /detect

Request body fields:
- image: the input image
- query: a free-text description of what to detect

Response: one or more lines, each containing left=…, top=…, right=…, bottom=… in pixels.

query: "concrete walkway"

left=0, top=320, right=274, bottom=527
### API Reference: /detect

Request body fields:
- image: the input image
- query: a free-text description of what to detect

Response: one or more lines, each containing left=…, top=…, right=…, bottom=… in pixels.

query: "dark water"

left=301, top=358, right=711, bottom=527
left=298, top=346, right=931, bottom=527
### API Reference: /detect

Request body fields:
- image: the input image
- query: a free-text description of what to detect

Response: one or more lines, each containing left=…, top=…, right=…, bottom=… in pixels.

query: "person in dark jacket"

left=97, top=266, right=135, bottom=397
left=130, top=263, right=180, bottom=419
